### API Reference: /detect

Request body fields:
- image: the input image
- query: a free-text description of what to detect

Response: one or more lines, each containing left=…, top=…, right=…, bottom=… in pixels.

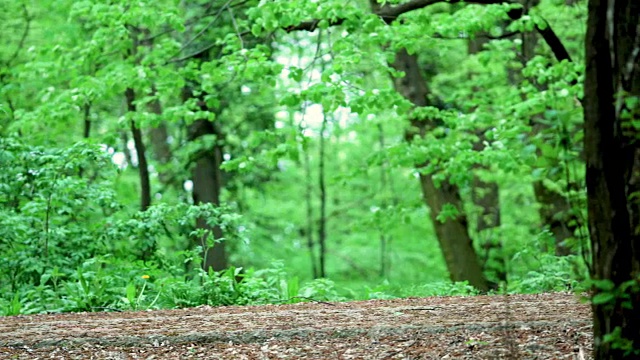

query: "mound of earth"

left=0, top=292, right=591, bottom=359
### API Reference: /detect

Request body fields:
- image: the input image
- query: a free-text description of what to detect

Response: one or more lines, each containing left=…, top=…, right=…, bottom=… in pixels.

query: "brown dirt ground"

left=0, top=292, right=591, bottom=359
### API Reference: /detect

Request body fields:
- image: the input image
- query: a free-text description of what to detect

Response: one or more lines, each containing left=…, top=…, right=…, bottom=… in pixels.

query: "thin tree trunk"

left=294, top=39, right=319, bottom=279
left=137, top=28, right=174, bottom=187
left=584, top=0, right=640, bottom=358
left=125, top=27, right=152, bottom=212
left=317, top=113, right=328, bottom=278
left=125, top=87, right=152, bottom=212
left=83, top=102, right=91, bottom=139
left=79, top=102, right=92, bottom=178
left=392, top=49, right=489, bottom=291
left=120, top=131, right=133, bottom=167
left=303, top=131, right=319, bottom=279
left=377, top=123, right=391, bottom=278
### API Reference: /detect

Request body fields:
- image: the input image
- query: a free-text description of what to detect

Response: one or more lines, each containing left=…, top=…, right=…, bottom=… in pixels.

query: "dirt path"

left=0, top=292, right=591, bottom=359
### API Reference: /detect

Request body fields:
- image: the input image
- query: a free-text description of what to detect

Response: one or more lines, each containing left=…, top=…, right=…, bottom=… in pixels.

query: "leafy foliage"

left=0, top=0, right=591, bottom=316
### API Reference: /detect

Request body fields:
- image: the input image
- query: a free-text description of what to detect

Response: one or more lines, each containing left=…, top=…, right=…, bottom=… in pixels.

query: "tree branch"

left=179, top=0, right=232, bottom=54
left=285, top=19, right=345, bottom=32
left=430, top=31, right=520, bottom=40
left=6, top=4, right=32, bottom=66
left=286, top=0, right=573, bottom=66
left=535, top=22, right=572, bottom=62
left=285, top=0, right=502, bottom=31
left=376, top=0, right=504, bottom=22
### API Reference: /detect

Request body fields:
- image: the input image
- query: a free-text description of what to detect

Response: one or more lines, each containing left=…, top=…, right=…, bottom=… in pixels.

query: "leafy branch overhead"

left=283, top=0, right=572, bottom=64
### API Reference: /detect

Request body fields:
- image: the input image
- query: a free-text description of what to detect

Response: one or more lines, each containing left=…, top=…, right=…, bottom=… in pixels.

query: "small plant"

left=2, top=293, right=22, bottom=316
left=122, top=275, right=161, bottom=311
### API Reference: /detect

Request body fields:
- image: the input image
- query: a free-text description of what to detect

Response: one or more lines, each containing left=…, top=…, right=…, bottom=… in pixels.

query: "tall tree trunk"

left=138, top=28, right=174, bottom=187
left=178, top=0, right=231, bottom=272
left=188, top=118, right=227, bottom=272
left=584, top=0, right=640, bottom=358
left=125, top=87, right=152, bottom=212
left=185, top=88, right=228, bottom=272
left=125, top=27, right=152, bottom=212
left=317, top=112, right=328, bottom=278
left=391, top=49, right=489, bottom=291
left=302, top=125, right=319, bottom=279
left=468, top=35, right=501, bottom=236
left=377, top=123, right=391, bottom=278
left=468, top=36, right=504, bottom=284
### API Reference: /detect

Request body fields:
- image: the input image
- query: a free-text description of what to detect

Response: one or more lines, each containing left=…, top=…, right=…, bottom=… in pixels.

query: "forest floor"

left=0, top=292, right=591, bottom=359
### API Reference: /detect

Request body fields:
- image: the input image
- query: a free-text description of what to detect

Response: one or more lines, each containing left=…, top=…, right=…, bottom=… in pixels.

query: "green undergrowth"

left=0, top=139, right=586, bottom=316
left=0, top=252, right=584, bottom=316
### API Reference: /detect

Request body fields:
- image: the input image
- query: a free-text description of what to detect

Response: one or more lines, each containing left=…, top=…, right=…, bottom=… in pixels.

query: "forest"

left=0, top=0, right=638, bottom=358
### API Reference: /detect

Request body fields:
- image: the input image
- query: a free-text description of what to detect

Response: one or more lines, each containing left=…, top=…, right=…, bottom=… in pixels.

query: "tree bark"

left=82, top=102, right=91, bottom=139
left=467, top=36, right=504, bottom=283
left=378, top=123, right=392, bottom=278
left=584, top=0, right=640, bottom=358
left=79, top=102, right=92, bottom=178
left=144, top=86, right=171, bottom=164
left=302, top=124, right=319, bottom=279
left=138, top=28, right=174, bottom=187
left=467, top=36, right=498, bottom=237
left=146, top=93, right=174, bottom=186
left=391, top=49, right=489, bottom=291
left=178, top=0, right=229, bottom=271
left=317, top=112, right=328, bottom=278
left=125, top=27, right=152, bottom=212
left=125, top=87, right=152, bottom=212
left=120, top=131, right=133, bottom=167
left=148, top=121, right=171, bottom=164
left=188, top=118, right=227, bottom=272
left=185, top=88, right=228, bottom=272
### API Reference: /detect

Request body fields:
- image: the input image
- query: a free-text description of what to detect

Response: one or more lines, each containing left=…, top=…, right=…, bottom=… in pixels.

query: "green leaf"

left=592, top=292, right=615, bottom=305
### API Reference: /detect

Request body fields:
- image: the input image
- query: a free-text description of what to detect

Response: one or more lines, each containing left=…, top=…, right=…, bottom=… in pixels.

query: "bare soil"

left=0, top=292, right=591, bottom=359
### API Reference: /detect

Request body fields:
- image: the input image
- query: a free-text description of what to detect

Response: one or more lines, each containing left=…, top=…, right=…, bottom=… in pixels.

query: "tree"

left=467, top=34, right=504, bottom=283
left=584, top=0, right=640, bottom=358
left=185, top=90, right=228, bottom=271
left=390, top=48, right=489, bottom=291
